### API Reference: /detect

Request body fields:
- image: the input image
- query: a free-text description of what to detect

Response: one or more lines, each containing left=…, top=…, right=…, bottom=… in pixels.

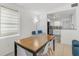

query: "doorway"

left=47, top=21, right=61, bottom=43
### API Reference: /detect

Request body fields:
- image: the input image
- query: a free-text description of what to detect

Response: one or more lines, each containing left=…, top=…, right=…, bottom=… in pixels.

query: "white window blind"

left=0, top=6, right=20, bottom=37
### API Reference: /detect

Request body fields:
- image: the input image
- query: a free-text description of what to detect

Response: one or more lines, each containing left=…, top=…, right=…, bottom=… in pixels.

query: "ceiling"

left=17, top=3, right=71, bottom=14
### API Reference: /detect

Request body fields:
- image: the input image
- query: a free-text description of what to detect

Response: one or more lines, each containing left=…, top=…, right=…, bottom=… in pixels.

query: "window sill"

left=0, top=34, right=20, bottom=39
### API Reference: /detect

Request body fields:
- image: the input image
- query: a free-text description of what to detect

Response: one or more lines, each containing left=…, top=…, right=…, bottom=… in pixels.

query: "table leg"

left=33, top=53, right=37, bottom=56
left=14, top=42, right=17, bottom=56
left=53, top=39, right=55, bottom=51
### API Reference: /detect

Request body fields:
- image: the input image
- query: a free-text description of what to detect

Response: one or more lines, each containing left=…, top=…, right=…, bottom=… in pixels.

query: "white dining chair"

left=41, top=40, right=54, bottom=56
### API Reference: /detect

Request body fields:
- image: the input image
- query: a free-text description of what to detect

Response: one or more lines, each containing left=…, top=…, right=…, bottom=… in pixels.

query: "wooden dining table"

left=14, top=34, right=55, bottom=56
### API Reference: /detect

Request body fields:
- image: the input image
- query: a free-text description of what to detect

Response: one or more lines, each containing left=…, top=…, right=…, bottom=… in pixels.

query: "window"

left=0, top=6, right=20, bottom=37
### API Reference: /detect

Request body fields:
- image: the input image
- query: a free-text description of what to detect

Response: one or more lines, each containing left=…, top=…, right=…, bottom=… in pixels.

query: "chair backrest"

left=38, top=30, right=43, bottom=34
left=42, top=42, right=50, bottom=54
left=72, top=40, right=79, bottom=47
left=32, top=31, right=36, bottom=35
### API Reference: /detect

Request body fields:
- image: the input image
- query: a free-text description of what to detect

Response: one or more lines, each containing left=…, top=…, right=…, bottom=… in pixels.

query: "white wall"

left=61, top=30, right=78, bottom=45
left=36, top=14, right=47, bottom=34
left=0, top=35, right=20, bottom=56
left=0, top=3, right=33, bottom=56
left=20, top=7, right=33, bottom=38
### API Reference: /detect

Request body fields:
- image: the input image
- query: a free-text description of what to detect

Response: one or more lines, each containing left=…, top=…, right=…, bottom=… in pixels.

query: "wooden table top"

left=15, top=34, right=55, bottom=53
